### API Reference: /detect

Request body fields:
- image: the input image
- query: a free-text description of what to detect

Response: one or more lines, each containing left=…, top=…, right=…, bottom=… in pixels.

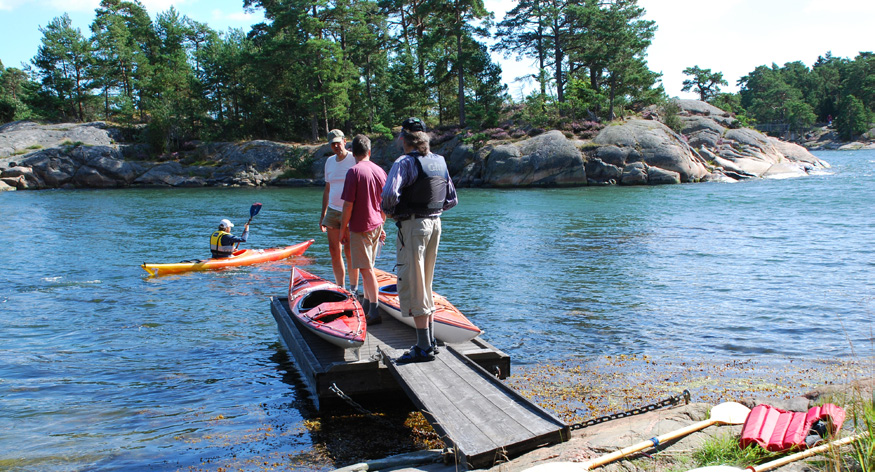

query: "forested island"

left=1, top=0, right=873, bottom=192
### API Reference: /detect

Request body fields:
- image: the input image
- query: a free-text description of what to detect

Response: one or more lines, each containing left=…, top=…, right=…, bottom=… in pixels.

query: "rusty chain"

left=568, top=389, right=691, bottom=431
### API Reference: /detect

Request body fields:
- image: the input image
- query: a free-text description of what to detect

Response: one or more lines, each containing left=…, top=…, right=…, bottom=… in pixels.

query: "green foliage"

left=661, top=99, right=683, bottom=133
left=682, top=66, right=728, bottom=102
left=516, top=93, right=556, bottom=128
left=835, top=95, right=871, bottom=140
left=460, top=131, right=491, bottom=150
left=850, top=396, right=875, bottom=471
left=32, top=13, right=95, bottom=122
left=692, top=434, right=780, bottom=469
left=735, top=53, right=875, bottom=139
left=281, top=146, right=315, bottom=179
left=0, top=97, right=15, bottom=122
left=371, top=123, right=393, bottom=141
left=32, top=0, right=875, bottom=146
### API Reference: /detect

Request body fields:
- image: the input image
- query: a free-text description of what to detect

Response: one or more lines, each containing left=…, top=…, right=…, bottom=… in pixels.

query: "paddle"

left=522, top=402, right=751, bottom=472
left=234, top=202, right=262, bottom=250
left=686, top=433, right=863, bottom=472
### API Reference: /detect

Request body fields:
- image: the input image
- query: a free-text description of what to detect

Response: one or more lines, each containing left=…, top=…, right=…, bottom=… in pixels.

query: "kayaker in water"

left=320, top=129, right=360, bottom=294
left=381, top=117, right=458, bottom=363
left=210, top=219, right=249, bottom=258
left=340, top=134, right=388, bottom=325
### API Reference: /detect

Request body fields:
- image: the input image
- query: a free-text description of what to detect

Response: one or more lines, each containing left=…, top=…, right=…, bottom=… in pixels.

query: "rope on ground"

left=568, top=389, right=691, bottom=431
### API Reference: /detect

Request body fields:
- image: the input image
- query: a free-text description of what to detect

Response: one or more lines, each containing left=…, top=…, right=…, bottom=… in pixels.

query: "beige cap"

left=327, top=129, right=345, bottom=143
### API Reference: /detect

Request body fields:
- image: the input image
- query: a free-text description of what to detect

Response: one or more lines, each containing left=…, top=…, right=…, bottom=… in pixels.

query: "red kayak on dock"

left=374, top=268, right=482, bottom=343
left=288, top=267, right=366, bottom=349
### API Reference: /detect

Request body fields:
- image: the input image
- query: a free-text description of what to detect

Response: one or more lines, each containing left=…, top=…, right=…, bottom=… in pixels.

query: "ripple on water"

left=1, top=154, right=874, bottom=470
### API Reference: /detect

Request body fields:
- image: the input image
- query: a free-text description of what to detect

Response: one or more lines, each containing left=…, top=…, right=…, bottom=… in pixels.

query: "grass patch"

left=849, top=394, right=875, bottom=471
left=26, top=144, right=42, bottom=150
left=691, top=434, right=781, bottom=469
left=184, top=158, right=221, bottom=167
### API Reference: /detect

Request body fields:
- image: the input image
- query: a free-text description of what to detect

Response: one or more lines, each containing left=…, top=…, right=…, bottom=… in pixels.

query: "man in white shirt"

left=320, top=129, right=359, bottom=292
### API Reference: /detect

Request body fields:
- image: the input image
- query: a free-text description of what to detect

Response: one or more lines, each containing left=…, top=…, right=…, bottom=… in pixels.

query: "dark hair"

left=401, top=129, right=430, bottom=155
left=352, top=134, right=371, bottom=157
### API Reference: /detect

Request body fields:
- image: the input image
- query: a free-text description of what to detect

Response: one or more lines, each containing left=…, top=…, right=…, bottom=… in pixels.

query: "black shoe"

left=366, top=313, right=382, bottom=325
left=396, top=345, right=435, bottom=364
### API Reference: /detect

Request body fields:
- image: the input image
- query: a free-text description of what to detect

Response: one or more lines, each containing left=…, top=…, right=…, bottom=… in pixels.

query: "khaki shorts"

left=350, top=226, right=382, bottom=269
left=321, top=207, right=343, bottom=229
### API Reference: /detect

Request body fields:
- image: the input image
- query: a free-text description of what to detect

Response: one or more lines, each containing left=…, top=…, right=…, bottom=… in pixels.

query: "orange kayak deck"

left=141, top=239, right=314, bottom=276
left=374, top=268, right=482, bottom=343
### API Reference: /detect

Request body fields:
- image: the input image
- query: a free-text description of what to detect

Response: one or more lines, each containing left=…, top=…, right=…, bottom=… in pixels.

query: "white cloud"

left=138, top=0, right=186, bottom=14
left=0, top=0, right=94, bottom=11
left=0, top=0, right=25, bottom=11
left=226, top=10, right=256, bottom=22
left=45, top=0, right=99, bottom=12
left=211, top=9, right=260, bottom=22
left=803, top=0, right=875, bottom=14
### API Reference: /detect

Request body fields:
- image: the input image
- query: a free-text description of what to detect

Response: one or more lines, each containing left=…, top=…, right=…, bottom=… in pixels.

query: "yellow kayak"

left=142, top=239, right=314, bottom=276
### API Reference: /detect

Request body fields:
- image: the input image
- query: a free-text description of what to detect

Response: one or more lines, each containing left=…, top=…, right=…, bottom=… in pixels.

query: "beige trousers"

left=396, top=217, right=441, bottom=317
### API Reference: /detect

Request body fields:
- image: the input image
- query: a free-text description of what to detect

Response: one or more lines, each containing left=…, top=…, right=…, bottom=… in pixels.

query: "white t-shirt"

left=324, top=151, right=356, bottom=211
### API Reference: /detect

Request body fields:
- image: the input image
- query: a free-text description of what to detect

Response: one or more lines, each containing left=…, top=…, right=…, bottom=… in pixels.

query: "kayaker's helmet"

left=219, top=219, right=234, bottom=230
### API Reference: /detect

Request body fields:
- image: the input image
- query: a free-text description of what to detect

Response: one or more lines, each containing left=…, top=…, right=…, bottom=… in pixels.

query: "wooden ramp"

left=380, top=345, right=570, bottom=469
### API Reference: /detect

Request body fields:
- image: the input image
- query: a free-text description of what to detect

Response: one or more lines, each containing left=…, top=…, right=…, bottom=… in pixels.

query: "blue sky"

left=1, top=0, right=873, bottom=100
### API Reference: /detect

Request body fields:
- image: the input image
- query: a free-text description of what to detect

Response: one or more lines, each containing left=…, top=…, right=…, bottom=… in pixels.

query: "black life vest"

left=210, top=230, right=233, bottom=257
left=396, top=152, right=448, bottom=216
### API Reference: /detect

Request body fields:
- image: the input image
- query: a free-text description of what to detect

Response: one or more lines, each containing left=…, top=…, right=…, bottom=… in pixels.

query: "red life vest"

left=740, top=403, right=845, bottom=452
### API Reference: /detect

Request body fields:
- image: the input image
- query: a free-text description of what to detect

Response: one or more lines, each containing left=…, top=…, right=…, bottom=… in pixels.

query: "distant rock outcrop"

left=0, top=102, right=832, bottom=191
left=673, top=101, right=827, bottom=181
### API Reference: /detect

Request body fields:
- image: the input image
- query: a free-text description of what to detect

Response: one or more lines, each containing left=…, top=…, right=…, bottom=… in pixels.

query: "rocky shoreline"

left=332, top=376, right=872, bottom=472
left=0, top=99, right=857, bottom=192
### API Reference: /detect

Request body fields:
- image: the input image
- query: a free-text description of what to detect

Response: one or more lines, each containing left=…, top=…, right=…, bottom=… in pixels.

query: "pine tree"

left=33, top=14, right=95, bottom=121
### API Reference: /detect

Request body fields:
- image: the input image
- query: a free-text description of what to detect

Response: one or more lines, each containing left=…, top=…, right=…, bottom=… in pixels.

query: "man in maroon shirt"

left=340, top=135, right=388, bottom=324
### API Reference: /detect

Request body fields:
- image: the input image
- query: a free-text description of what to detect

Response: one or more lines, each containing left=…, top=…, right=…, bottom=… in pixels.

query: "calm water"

left=1, top=150, right=873, bottom=470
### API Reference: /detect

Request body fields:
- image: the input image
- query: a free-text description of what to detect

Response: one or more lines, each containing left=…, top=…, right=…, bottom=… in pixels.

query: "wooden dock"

left=270, top=296, right=510, bottom=408
left=269, top=295, right=569, bottom=469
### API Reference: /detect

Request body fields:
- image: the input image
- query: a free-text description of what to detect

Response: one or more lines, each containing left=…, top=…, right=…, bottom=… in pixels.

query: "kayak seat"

left=299, top=290, right=349, bottom=311
left=379, top=284, right=398, bottom=296
left=306, top=301, right=356, bottom=323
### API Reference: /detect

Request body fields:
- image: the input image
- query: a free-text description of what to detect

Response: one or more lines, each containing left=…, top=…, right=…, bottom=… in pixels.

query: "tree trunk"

left=323, top=97, right=329, bottom=135
left=366, top=55, right=374, bottom=132
left=76, top=70, right=84, bottom=122
left=536, top=1, right=547, bottom=100
left=456, top=5, right=465, bottom=128
left=609, top=75, right=616, bottom=121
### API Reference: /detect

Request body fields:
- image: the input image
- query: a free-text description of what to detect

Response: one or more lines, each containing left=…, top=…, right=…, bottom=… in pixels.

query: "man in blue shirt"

left=381, top=117, right=458, bottom=363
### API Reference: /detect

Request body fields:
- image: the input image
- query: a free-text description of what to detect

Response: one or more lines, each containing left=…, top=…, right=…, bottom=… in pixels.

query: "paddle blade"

left=250, top=202, right=263, bottom=218
left=710, top=402, right=751, bottom=424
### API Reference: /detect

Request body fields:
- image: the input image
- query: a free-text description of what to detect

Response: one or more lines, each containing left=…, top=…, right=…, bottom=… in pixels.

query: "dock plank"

left=381, top=345, right=569, bottom=469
